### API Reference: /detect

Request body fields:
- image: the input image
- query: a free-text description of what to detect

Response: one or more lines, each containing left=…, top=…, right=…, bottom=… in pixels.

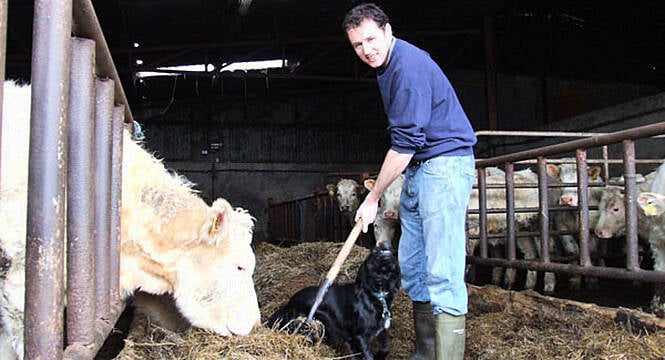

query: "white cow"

left=467, top=167, right=552, bottom=291
left=326, top=178, right=366, bottom=227
left=0, top=81, right=261, bottom=359
left=547, top=161, right=608, bottom=291
left=594, top=170, right=656, bottom=240
left=637, top=162, right=665, bottom=317
left=363, top=174, right=405, bottom=247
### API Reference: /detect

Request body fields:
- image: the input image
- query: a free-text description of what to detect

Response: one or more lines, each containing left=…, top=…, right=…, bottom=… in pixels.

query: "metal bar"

left=537, top=157, right=550, bottom=263
left=93, top=79, right=114, bottom=320
left=63, top=303, right=125, bottom=360
left=72, top=0, right=134, bottom=125
left=66, top=36, right=96, bottom=348
left=505, top=163, right=516, bottom=261
left=475, top=129, right=665, bottom=139
left=477, top=168, right=488, bottom=258
left=465, top=257, right=665, bottom=283
left=576, top=150, right=591, bottom=267
left=475, top=121, right=665, bottom=168
left=622, top=140, right=640, bottom=272
left=110, top=105, right=124, bottom=303
left=24, top=0, right=72, bottom=358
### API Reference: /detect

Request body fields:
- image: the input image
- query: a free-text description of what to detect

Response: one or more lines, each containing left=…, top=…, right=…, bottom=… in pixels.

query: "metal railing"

left=471, top=126, right=665, bottom=284
left=0, top=1, right=132, bottom=358
left=268, top=174, right=376, bottom=248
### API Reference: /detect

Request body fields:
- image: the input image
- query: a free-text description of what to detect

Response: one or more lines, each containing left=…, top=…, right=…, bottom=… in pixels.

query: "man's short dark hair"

left=342, top=3, right=389, bottom=32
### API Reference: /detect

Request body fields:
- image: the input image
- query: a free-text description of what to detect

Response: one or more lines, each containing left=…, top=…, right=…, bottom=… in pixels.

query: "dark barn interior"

left=7, top=1, right=665, bottom=241
left=5, top=1, right=665, bottom=358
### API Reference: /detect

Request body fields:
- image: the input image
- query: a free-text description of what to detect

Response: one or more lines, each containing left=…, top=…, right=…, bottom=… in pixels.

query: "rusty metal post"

left=504, top=163, right=516, bottom=261
left=110, top=105, right=124, bottom=303
left=94, top=79, right=115, bottom=320
left=477, top=168, right=488, bottom=258
left=537, top=157, right=551, bottom=263
left=66, top=36, right=97, bottom=348
left=622, top=140, right=640, bottom=272
left=575, top=150, right=591, bottom=267
left=24, top=0, right=72, bottom=358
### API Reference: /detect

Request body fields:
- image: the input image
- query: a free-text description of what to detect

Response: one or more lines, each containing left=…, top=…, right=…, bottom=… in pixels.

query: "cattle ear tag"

left=644, top=202, right=658, bottom=216
left=210, top=212, right=225, bottom=235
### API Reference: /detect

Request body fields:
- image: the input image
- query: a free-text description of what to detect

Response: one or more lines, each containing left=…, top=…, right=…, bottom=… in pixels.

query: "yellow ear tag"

left=210, top=213, right=223, bottom=235
left=645, top=203, right=658, bottom=216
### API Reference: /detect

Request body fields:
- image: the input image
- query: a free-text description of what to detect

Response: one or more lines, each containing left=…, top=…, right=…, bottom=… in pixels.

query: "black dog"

left=267, top=241, right=400, bottom=360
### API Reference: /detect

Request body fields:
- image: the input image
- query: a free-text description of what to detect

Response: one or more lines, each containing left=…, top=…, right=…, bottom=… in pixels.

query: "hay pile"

left=115, top=241, right=665, bottom=359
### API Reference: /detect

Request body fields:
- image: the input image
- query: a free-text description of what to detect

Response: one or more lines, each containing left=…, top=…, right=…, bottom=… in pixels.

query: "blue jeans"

left=399, top=154, right=475, bottom=316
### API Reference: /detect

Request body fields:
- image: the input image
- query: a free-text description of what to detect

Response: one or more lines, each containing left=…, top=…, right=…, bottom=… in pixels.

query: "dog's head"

left=356, top=242, right=400, bottom=296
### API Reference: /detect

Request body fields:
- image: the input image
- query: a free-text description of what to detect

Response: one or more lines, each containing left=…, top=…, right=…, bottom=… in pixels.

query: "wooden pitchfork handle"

left=305, top=219, right=364, bottom=323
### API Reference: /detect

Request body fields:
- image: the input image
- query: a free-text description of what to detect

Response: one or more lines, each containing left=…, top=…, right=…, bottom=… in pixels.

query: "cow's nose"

left=383, top=211, right=397, bottom=219
left=560, top=196, right=576, bottom=206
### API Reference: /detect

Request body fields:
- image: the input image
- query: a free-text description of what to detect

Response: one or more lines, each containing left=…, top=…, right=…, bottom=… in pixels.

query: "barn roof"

left=6, top=1, right=665, bottom=103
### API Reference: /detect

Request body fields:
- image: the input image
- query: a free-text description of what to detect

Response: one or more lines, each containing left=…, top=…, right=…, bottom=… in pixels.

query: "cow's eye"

left=612, top=207, right=620, bottom=213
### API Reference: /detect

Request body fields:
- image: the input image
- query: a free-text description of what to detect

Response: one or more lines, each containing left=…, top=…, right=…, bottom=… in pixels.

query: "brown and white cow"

left=363, top=174, right=405, bottom=247
left=0, top=81, right=260, bottom=359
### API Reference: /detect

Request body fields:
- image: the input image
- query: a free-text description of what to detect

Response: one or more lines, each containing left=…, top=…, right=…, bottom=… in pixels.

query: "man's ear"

left=384, top=23, right=392, bottom=39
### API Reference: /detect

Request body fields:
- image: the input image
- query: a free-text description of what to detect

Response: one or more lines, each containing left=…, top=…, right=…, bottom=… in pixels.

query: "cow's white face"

left=173, top=243, right=260, bottom=336
left=335, top=179, right=365, bottom=215
left=364, top=175, right=404, bottom=221
left=548, top=163, right=602, bottom=207
left=171, top=199, right=261, bottom=336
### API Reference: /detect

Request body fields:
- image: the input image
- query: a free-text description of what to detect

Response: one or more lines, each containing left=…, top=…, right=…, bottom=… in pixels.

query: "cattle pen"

left=267, top=126, right=665, bottom=310
left=0, top=0, right=133, bottom=358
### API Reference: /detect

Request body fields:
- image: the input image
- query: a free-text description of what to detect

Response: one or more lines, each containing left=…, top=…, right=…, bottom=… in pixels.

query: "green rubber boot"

left=409, top=301, right=435, bottom=360
left=434, top=312, right=466, bottom=360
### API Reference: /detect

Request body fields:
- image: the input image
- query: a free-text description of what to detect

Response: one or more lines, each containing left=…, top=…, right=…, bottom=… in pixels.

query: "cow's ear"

left=326, top=184, right=336, bottom=197
left=364, top=179, right=376, bottom=191
left=209, top=198, right=233, bottom=237
left=546, top=164, right=559, bottom=177
left=209, top=211, right=225, bottom=236
left=588, top=166, right=602, bottom=180
left=638, top=192, right=665, bottom=217
left=358, top=185, right=367, bottom=194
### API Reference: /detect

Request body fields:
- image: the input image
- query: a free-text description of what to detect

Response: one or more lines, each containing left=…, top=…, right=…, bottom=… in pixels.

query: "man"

left=343, top=3, right=476, bottom=360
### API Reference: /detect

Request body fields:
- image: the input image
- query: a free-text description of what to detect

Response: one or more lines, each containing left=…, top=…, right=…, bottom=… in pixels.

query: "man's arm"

left=355, top=149, right=412, bottom=232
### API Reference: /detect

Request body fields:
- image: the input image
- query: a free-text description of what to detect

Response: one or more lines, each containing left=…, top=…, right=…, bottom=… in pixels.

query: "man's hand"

left=354, top=197, right=379, bottom=233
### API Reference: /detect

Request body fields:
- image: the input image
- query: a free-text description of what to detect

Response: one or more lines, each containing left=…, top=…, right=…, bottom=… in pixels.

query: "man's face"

left=346, top=19, right=392, bottom=68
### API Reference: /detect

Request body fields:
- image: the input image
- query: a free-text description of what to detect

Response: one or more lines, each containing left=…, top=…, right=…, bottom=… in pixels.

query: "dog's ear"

left=356, top=259, right=370, bottom=288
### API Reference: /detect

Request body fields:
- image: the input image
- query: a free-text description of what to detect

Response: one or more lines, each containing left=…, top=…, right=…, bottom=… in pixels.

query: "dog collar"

left=372, top=291, right=392, bottom=332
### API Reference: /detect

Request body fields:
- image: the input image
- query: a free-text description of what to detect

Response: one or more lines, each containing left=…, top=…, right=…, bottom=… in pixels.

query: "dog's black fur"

left=267, top=241, right=400, bottom=360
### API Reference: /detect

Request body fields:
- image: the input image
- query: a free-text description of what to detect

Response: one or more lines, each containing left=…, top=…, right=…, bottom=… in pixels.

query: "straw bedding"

left=113, top=241, right=665, bottom=359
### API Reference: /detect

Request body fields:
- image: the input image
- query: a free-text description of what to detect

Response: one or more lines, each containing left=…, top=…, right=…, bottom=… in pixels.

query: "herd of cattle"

left=2, top=78, right=665, bottom=357
left=327, top=159, right=665, bottom=317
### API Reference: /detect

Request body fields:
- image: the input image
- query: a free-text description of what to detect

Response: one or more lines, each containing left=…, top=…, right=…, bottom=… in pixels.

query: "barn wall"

left=131, top=70, right=661, bottom=242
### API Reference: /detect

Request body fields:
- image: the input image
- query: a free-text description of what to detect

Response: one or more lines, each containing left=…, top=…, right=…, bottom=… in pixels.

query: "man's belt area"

left=408, top=156, right=432, bottom=168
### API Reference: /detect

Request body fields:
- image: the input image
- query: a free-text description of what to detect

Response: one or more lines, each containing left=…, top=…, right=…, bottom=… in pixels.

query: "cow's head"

left=364, top=175, right=404, bottom=221
left=331, top=179, right=366, bottom=215
left=547, top=162, right=602, bottom=207
left=172, top=198, right=260, bottom=336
